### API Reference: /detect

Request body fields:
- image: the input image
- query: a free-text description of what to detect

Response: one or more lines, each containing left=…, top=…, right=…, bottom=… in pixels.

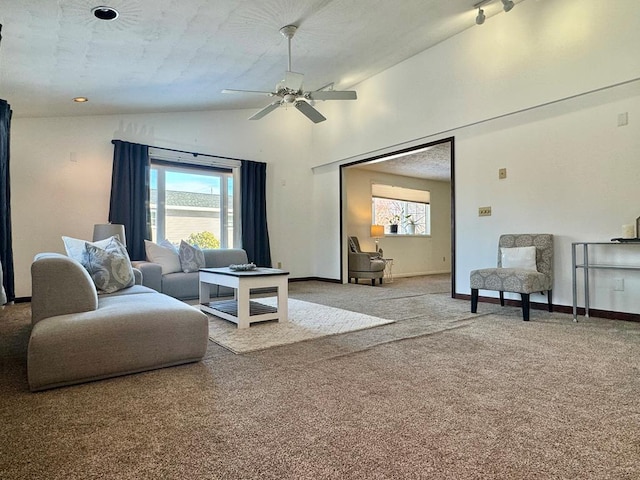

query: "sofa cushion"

left=144, top=240, right=181, bottom=274
left=83, top=238, right=135, bottom=293
left=28, top=291, right=209, bottom=391
left=179, top=240, right=205, bottom=273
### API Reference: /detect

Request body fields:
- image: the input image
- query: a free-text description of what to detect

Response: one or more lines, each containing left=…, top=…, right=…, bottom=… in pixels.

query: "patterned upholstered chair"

left=347, top=236, right=385, bottom=286
left=470, top=234, right=553, bottom=321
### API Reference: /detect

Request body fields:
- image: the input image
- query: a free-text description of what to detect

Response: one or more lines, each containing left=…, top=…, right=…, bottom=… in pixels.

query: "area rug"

left=207, top=297, right=394, bottom=354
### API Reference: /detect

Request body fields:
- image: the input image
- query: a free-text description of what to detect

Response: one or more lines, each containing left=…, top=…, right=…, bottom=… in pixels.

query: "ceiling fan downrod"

left=280, top=25, right=297, bottom=73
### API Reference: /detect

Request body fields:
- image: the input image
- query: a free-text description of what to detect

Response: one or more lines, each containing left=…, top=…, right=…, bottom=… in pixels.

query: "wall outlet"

left=478, top=206, right=492, bottom=217
left=613, top=278, right=624, bottom=291
left=618, top=112, right=628, bottom=127
left=498, top=168, right=507, bottom=179
left=277, top=261, right=282, bottom=269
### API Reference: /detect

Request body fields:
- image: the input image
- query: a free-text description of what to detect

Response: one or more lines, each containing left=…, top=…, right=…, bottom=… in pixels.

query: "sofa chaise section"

left=28, top=253, right=209, bottom=391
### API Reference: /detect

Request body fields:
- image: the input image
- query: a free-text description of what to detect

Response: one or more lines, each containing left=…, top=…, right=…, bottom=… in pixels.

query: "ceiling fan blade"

left=222, top=88, right=273, bottom=96
left=249, top=101, right=282, bottom=120
left=309, top=90, right=357, bottom=101
left=295, top=101, right=326, bottom=123
left=283, top=71, right=304, bottom=91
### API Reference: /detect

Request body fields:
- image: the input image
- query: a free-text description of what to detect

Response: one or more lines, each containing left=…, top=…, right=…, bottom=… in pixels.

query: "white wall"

left=11, top=108, right=313, bottom=297
left=310, top=0, right=640, bottom=314
left=9, top=0, right=640, bottom=317
left=344, top=167, right=451, bottom=277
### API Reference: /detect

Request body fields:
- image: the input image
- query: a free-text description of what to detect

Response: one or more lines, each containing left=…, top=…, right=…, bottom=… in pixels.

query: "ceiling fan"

left=222, top=25, right=357, bottom=123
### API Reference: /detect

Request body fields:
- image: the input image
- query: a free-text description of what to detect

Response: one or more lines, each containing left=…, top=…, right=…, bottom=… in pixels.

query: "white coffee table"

left=199, top=267, right=289, bottom=329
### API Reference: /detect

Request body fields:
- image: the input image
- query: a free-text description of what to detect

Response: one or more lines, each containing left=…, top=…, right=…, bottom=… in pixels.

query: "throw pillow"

left=501, top=246, right=537, bottom=271
left=62, top=235, right=119, bottom=264
left=178, top=240, right=205, bottom=273
left=83, top=238, right=135, bottom=293
left=144, top=240, right=182, bottom=274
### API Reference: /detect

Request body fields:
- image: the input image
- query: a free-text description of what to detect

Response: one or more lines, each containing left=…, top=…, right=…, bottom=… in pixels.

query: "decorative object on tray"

left=229, top=263, right=257, bottom=271
left=611, top=237, right=640, bottom=243
left=621, top=224, right=635, bottom=239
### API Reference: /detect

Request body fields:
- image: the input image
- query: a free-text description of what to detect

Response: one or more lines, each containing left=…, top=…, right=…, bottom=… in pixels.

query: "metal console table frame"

left=571, top=241, right=640, bottom=322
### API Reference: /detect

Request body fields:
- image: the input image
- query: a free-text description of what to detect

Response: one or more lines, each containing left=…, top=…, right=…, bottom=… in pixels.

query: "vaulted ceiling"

left=1, top=0, right=523, bottom=118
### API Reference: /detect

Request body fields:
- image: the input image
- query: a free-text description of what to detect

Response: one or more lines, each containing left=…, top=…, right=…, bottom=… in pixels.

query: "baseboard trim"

left=453, top=293, right=640, bottom=322
left=289, top=277, right=341, bottom=284
left=393, top=270, right=451, bottom=279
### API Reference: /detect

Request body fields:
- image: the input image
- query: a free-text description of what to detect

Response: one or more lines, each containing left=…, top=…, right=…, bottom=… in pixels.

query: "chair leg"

left=499, top=291, right=505, bottom=306
left=547, top=290, right=553, bottom=312
left=371, top=279, right=375, bottom=286
left=471, top=289, right=479, bottom=313
left=521, top=293, right=530, bottom=321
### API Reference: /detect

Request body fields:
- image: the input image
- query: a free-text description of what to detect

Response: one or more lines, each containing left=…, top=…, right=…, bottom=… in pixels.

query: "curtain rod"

left=111, top=139, right=257, bottom=164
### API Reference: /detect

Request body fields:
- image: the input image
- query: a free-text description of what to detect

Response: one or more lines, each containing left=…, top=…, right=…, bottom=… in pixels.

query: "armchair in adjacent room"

left=470, top=234, right=553, bottom=321
left=347, top=236, right=385, bottom=286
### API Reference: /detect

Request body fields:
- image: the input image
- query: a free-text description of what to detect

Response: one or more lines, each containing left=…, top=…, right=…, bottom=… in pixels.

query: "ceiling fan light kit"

left=223, top=25, right=357, bottom=123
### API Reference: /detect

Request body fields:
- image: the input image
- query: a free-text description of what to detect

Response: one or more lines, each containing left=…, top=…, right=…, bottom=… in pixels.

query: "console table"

left=571, top=241, right=640, bottom=321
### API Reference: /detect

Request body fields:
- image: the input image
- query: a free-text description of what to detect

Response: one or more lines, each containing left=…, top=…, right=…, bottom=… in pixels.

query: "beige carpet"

left=3, top=275, right=640, bottom=479
left=207, top=297, right=394, bottom=353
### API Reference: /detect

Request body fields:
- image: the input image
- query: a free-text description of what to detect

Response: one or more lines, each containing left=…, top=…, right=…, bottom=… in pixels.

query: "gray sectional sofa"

left=28, top=253, right=209, bottom=391
left=132, top=248, right=248, bottom=300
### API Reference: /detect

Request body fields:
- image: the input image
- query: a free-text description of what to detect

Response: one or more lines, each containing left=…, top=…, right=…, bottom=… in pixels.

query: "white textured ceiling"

left=0, top=0, right=522, bottom=118
left=352, top=142, right=452, bottom=181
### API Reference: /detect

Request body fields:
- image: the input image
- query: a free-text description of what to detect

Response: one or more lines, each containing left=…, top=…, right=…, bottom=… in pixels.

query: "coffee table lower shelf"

left=201, top=300, right=280, bottom=327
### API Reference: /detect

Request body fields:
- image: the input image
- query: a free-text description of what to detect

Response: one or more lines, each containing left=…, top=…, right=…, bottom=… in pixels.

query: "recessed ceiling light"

left=73, top=97, right=89, bottom=103
left=91, top=6, right=119, bottom=21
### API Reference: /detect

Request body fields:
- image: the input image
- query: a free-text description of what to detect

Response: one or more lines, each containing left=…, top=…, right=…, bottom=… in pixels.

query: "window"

left=150, top=162, right=237, bottom=248
left=371, top=184, right=430, bottom=235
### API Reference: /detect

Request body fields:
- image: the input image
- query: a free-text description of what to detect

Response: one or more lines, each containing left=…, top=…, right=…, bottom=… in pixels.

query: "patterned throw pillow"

left=62, top=235, right=119, bottom=264
left=178, top=240, right=205, bottom=273
left=82, top=237, right=135, bottom=293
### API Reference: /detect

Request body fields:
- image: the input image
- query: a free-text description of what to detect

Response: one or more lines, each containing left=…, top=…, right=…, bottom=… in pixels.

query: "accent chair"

left=347, top=236, right=385, bottom=286
left=470, top=234, right=553, bottom=321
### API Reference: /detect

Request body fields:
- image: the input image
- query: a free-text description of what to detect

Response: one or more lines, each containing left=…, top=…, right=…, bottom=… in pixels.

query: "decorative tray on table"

left=229, top=263, right=257, bottom=271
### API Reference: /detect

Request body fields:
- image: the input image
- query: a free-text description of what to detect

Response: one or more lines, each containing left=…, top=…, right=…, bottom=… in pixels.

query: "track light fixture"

left=501, top=0, right=515, bottom=12
left=473, top=0, right=515, bottom=25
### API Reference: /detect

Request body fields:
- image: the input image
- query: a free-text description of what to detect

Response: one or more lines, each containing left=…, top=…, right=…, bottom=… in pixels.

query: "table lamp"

left=370, top=224, right=384, bottom=253
left=93, top=223, right=126, bottom=246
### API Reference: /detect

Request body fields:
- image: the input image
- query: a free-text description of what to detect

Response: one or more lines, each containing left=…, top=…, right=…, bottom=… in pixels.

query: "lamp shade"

left=93, top=223, right=126, bottom=245
left=370, top=225, right=384, bottom=238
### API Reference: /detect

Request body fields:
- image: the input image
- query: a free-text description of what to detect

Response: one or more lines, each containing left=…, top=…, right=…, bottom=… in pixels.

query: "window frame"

left=371, top=184, right=431, bottom=236
left=149, top=157, right=241, bottom=248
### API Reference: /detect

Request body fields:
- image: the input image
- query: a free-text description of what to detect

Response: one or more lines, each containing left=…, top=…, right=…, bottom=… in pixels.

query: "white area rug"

left=207, top=297, right=394, bottom=354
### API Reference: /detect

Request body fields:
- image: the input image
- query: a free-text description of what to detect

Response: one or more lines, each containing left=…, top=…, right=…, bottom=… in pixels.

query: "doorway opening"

left=340, top=137, right=455, bottom=296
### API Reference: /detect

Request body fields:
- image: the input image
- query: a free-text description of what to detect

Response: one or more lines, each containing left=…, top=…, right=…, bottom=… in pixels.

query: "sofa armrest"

left=31, top=253, right=98, bottom=325
left=131, top=261, right=162, bottom=292
left=349, top=252, right=376, bottom=271
left=132, top=268, right=143, bottom=285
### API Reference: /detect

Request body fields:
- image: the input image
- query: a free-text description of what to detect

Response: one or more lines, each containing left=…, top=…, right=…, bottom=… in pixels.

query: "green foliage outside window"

left=186, top=231, right=220, bottom=249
